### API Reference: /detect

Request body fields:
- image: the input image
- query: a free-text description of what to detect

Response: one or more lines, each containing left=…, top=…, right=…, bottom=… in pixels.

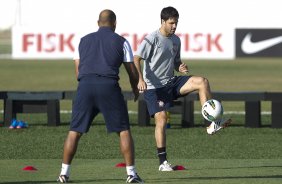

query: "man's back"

left=78, top=27, right=125, bottom=80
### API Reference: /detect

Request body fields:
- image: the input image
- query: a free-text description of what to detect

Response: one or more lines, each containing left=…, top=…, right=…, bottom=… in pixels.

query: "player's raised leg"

left=180, top=76, right=231, bottom=134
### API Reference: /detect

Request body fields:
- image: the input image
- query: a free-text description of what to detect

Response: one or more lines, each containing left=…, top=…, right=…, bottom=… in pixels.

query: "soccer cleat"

left=9, top=119, right=18, bottom=129
left=57, top=175, right=69, bottom=183
left=207, top=118, right=232, bottom=135
left=16, top=121, right=28, bottom=129
left=159, top=160, right=174, bottom=171
left=126, top=174, right=144, bottom=183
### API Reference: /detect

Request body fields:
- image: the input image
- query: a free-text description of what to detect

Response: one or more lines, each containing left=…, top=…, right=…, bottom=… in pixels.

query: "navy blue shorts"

left=70, top=75, right=130, bottom=133
left=144, top=76, right=190, bottom=117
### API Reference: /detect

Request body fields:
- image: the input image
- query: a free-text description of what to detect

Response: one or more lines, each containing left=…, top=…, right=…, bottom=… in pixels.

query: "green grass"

left=1, top=58, right=282, bottom=183
left=0, top=60, right=76, bottom=91
left=1, top=58, right=281, bottom=112
left=1, top=121, right=282, bottom=184
left=0, top=29, right=11, bottom=54
left=1, top=159, right=282, bottom=184
left=1, top=116, right=282, bottom=160
left=1, top=58, right=282, bottom=91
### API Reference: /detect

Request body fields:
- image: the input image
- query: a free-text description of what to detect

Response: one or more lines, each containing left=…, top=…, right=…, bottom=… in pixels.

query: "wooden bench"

left=137, top=92, right=282, bottom=128
left=1, top=91, right=135, bottom=127
left=1, top=91, right=282, bottom=128
left=3, top=91, right=63, bottom=126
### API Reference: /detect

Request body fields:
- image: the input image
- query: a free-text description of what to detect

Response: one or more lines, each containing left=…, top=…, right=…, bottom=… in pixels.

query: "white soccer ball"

left=201, top=99, right=223, bottom=122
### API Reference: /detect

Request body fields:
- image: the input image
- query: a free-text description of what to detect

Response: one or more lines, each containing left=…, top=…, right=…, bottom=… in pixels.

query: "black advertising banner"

left=236, top=29, right=282, bottom=57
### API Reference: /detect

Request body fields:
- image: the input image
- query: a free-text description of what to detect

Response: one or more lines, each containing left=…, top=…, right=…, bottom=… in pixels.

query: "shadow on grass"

left=0, top=178, right=124, bottom=184
left=146, top=175, right=282, bottom=183
left=1, top=174, right=282, bottom=184
left=198, top=164, right=282, bottom=171
left=0, top=182, right=56, bottom=184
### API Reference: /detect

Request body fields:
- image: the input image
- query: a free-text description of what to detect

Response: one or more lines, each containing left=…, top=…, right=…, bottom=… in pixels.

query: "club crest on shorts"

left=157, top=100, right=165, bottom=107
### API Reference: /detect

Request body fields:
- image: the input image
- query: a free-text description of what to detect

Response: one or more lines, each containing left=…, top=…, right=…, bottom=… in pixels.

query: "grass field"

left=1, top=122, right=282, bottom=184
left=1, top=159, right=282, bottom=184
left=1, top=58, right=282, bottom=111
left=1, top=58, right=282, bottom=92
left=0, top=58, right=282, bottom=183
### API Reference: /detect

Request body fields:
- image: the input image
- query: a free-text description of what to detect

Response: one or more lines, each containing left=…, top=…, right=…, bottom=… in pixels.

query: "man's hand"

left=179, top=62, right=189, bottom=74
left=137, top=80, right=147, bottom=94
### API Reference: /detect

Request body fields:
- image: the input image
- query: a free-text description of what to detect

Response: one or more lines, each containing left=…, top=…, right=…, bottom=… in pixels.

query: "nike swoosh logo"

left=241, top=33, right=282, bottom=54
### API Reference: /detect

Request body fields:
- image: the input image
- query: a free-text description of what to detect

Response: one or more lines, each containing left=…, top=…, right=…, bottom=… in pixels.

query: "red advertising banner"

left=12, top=27, right=235, bottom=60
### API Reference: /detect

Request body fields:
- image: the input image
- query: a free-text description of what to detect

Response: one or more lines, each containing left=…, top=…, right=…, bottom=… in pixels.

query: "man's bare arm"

left=133, top=55, right=147, bottom=92
left=74, top=59, right=80, bottom=80
left=123, top=62, right=139, bottom=101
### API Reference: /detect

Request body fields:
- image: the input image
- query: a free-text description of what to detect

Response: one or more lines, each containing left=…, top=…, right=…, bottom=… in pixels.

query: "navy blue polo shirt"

left=71, top=27, right=134, bottom=133
left=77, top=27, right=127, bottom=80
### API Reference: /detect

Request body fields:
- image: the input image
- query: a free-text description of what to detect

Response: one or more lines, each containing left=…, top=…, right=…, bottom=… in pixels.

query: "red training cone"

left=173, top=165, right=186, bottom=170
left=115, top=162, right=126, bottom=168
left=22, top=166, right=37, bottom=171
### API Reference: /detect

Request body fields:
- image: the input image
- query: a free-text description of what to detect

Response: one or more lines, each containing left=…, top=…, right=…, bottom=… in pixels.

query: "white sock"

left=60, top=163, right=70, bottom=177
left=126, top=165, right=137, bottom=176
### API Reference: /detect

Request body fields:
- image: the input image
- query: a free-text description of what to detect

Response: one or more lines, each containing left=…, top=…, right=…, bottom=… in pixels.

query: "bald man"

left=57, top=9, right=144, bottom=183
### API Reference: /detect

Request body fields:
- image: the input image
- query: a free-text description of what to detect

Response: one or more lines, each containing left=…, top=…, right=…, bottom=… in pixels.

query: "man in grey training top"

left=134, top=6, right=231, bottom=171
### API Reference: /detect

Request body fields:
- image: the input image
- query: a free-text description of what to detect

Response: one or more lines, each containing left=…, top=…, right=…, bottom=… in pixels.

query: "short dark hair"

left=160, top=6, right=179, bottom=21
left=98, top=9, right=116, bottom=25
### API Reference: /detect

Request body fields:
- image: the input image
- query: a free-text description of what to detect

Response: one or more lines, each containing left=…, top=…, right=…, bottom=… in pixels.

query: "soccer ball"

left=201, top=99, right=223, bottom=122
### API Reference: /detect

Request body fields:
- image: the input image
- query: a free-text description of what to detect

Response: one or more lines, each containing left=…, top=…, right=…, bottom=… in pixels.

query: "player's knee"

left=154, top=112, right=167, bottom=127
left=155, top=121, right=167, bottom=129
left=200, top=77, right=210, bottom=88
